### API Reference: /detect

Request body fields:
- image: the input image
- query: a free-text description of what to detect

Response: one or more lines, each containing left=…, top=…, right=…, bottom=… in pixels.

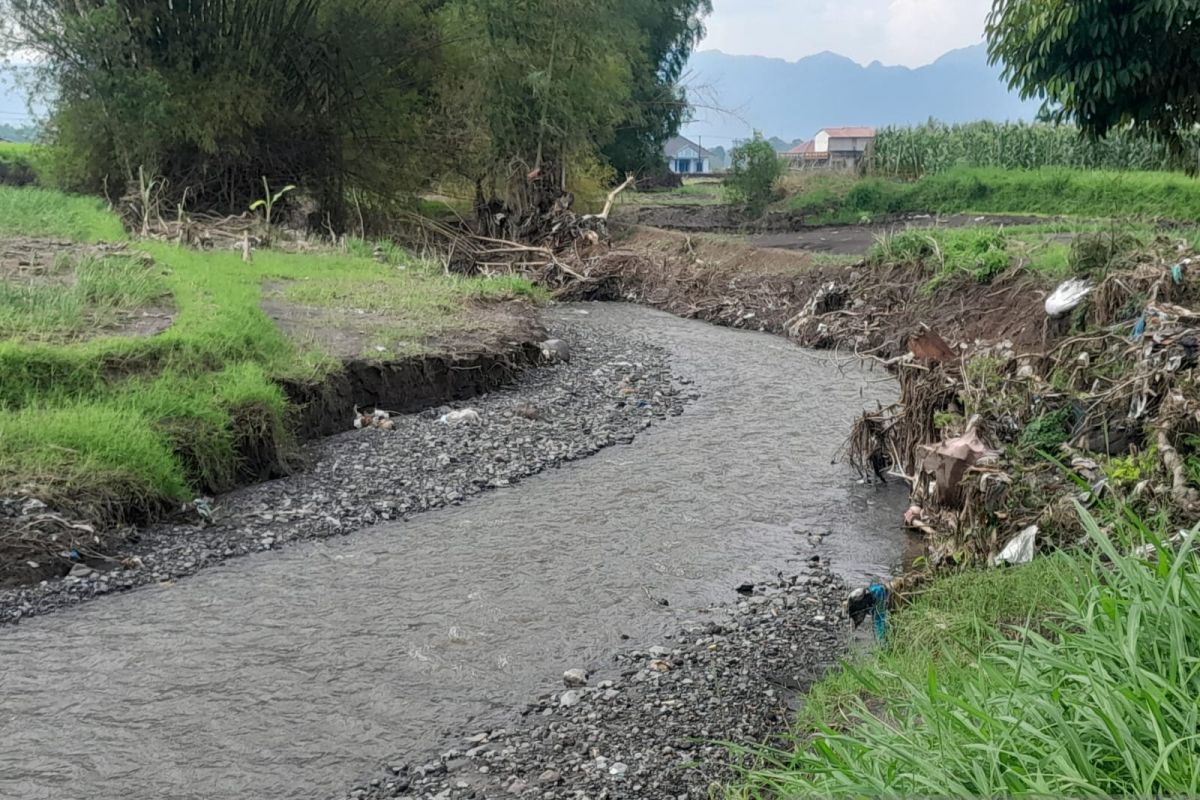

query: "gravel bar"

left=342, top=564, right=849, bottom=800
left=0, top=311, right=687, bottom=626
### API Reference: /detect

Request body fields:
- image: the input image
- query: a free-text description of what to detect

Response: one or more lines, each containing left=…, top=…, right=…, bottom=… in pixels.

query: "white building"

left=663, top=136, right=711, bottom=174
left=814, top=127, right=875, bottom=164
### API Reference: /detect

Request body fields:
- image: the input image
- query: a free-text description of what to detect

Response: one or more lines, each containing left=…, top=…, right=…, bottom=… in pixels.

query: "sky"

left=699, top=0, right=992, bottom=67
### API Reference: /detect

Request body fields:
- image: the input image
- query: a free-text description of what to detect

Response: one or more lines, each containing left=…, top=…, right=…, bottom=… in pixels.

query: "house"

left=783, top=139, right=822, bottom=166
left=663, top=135, right=711, bottom=174
left=785, top=127, right=875, bottom=170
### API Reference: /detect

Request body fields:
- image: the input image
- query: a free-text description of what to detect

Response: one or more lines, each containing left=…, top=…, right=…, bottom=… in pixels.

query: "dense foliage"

left=870, top=121, right=1200, bottom=178
left=0, top=0, right=710, bottom=225
left=601, top=0, right=712, bottom=178
left=723, top=138, right=783, bottom=217
left=987, top=0, right=1200, bottom=142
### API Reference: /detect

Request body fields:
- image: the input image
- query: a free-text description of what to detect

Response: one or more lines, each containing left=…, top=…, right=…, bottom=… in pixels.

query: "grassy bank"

left=0, top=184, right=540, bottom=540
left=782, top=167, right=1200, bottom=223
left=735, top=509, right=1200, bottom=797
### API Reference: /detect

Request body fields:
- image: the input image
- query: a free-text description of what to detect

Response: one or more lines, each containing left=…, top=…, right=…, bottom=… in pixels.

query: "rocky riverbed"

left=0, top=309, right=687, bottom=626
left=342, top=563, right=849, bottom=800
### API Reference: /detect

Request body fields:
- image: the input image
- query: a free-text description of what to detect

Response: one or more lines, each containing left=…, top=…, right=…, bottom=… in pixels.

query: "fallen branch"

left=598, top=174, right=636, bottom=220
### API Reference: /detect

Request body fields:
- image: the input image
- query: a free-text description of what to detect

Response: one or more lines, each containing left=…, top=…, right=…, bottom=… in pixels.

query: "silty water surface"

left=0, top=303, right=912, bottom=800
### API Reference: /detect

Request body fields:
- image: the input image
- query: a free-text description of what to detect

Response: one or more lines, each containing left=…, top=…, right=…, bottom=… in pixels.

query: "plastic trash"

left=1173, top=263, right=1185, bottom=284
left=438, top=409, right=482, bottom=426
left=847, top=583, right=890, bottom=641
left=994, top=525, right=1037, bottom=566
left=1045, top=279, right=1094, bottom=317
left=539, top=339, right=571, bottom=363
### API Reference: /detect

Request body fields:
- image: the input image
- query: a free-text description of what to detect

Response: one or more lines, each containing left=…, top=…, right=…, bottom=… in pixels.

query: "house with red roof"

left=785, top=127, right=875, bottom=170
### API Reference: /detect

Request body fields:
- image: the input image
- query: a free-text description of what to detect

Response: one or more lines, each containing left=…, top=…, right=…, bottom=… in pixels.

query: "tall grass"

left=734, top=508, right=1200, bottom=798
left=870, top=121, right=1200, bottom=178
left=867, top=226, right=1076, bottom=290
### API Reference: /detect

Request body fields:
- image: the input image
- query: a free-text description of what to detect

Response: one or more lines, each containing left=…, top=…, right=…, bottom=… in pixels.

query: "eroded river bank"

left=1, top=303, right=912, bottom=800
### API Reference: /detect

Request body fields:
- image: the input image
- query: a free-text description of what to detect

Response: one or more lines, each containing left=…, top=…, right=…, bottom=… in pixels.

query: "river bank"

left=343, top=565, right=848, bottom=800
left=0, top=309, right=686, bottom=625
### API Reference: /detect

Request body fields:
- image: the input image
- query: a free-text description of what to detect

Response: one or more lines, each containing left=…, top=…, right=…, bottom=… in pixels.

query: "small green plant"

left=933, top=411, right=965, bottom=432
left=249, top=177, right=297, bottom=238
left=1105, top=447, right=1159, bottom=488
left=1019, top=406, right=1076, bottom=452
left=722, top=137, right=784, bottom=218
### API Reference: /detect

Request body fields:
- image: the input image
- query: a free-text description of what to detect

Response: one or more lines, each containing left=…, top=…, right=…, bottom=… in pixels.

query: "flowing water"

left=0, top=304, right=914, bottom=800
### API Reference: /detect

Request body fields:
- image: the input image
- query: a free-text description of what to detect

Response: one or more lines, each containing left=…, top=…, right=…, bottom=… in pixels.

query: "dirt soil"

left=592, top=225, right=1050, bottom=356
left=263, top=284, right=543, bottom=360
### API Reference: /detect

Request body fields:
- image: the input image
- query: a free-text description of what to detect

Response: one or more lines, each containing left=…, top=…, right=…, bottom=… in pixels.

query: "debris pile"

left=847, top=243, right=1200, bottom=566
left=0, top=497, right=108, bottom=587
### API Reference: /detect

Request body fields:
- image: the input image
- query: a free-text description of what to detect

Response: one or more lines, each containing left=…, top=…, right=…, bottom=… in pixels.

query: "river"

left=0, top=304, right=913, bottom=800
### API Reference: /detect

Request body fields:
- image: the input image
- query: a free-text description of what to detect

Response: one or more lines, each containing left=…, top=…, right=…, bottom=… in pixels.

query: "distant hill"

left=682, top=44, right=1041, bottom=145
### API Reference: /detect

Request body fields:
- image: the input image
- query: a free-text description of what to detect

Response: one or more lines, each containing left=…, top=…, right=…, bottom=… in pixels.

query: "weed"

left=1019, top=407, right=1076, bottom=452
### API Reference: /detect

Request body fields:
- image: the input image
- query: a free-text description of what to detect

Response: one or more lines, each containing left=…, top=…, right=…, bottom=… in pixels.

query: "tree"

left=439, top=0, right=709, bottom=233
left=986, top=0, right=1200, bottom=142
left=601, top=0, right=711, bottom=178
left=2, top=0, right=446, bottom=225
left=723, top=137, right=783, bottom=218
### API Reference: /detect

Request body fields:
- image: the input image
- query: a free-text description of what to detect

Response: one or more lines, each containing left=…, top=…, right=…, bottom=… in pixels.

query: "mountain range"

left=681, top=44, right=1041, bottom=148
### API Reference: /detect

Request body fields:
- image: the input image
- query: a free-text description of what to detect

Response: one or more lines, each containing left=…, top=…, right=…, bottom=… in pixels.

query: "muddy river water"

left=0, top=304, right=913, bottom=800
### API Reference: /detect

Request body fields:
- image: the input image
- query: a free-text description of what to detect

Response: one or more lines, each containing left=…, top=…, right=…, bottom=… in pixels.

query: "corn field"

left=868, top=121, right=1200, bottom=178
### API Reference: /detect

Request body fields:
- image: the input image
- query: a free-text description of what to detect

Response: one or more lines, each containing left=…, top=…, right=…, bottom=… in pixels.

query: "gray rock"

left=559, top=690, right=582, bottom=708
left=562, top=668, right=588, bottom=687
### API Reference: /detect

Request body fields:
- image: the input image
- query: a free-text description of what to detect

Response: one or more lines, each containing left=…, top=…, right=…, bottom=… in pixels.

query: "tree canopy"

left=986, top=0, right=1200, bottom=140
left=0, top=0, right=711, bottom=224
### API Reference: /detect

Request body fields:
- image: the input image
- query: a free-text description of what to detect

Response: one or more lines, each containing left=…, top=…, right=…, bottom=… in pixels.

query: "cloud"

left=700, top=0, right=990, bottom=67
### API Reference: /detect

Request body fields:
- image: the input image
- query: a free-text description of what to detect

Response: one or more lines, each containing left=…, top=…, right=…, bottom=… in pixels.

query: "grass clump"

left=0, top=254, right=170, bottom=341
left=735, top=508, right=1200, bottom=798
left=0, top=184, right=126, bottom=241
left=869, top=228, right=1013, bottom=287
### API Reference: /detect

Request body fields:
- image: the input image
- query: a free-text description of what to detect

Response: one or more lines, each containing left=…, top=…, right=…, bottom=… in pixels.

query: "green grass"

left=0, top=253, right=171, bottom=341
left=0, top=186, right=541, bottom=527
left=777, top=172, right=861, bottom=220
left=0, top=184, right=126, bottom=241
left=625, top=180, right=724, bottom=207
left=734, top=508, right=1200, bottom=798
left=867, top=227, right=1077, bottom=291
left=822, top=167, right=1200, bottom=223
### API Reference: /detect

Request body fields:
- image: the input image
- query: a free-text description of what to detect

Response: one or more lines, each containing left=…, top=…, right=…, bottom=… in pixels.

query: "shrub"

left=723, top=138, right=783, bottom=217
